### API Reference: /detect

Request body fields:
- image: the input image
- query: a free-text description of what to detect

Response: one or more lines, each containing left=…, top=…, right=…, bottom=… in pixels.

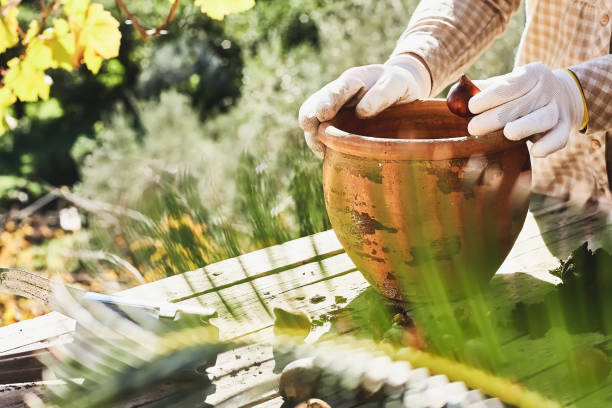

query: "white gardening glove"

left=467, top=62, right=586, bottom=158
left=299, top=54, right=431, bottom=158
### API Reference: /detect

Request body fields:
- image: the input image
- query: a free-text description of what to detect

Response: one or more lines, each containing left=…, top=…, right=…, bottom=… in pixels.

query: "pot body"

left=320, top=100, right=531, bottom=301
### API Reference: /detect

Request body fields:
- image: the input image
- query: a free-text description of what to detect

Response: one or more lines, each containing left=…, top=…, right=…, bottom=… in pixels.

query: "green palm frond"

left=40, top=292, right=227, bottom=408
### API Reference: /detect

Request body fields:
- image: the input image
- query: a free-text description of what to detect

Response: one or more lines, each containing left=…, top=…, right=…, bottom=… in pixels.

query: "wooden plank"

left=202, top=267, right=369, bottom=406
left=0, top=381, right=54, bottom=408
left=0, top=379, right=201, bottom=408
left=185, top=270, right=368, bottom=340
left=0, top=333, right=73, bottom=357
left=0, top=352, right=45, bottom=384
left=497, top=212, right=562, bottom=283
left=0, top=312, right=75, bottom=354
left=498, top=204, right=610, bottom=282
left=182, top=251, right=359, bottom=339
left=205, top=359, right=278, bottom=406
left=252, top=396, right=283, bottom=408
left=209, top=343, right=275, bottom=380
left=119, top=229, right=344, bottom=302
left=0, top=334, right=74, bottom=385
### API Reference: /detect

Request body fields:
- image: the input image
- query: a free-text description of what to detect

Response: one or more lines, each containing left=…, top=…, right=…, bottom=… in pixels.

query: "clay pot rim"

left=318, top=99, right=525, bottom=161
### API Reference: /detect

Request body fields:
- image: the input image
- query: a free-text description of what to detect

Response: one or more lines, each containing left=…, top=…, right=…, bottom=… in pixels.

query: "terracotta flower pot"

left=318, top=99, right=531, bottom=301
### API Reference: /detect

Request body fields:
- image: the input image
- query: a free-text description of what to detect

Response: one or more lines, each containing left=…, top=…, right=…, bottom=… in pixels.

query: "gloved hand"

left=298, top=54, right=432, bottom=158
left=467, top=62, right=587, bottom=158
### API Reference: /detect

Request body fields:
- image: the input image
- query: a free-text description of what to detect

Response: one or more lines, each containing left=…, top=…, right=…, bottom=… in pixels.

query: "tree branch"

left=54, top=187, right=154, bottom=227
left=16, top=24, right=25, bottom=40
left=152, top=0, right=180, bottom=35
left=26, top=0, right=59, bottom=42
left=114, top=0, right=180, bottom=39
left=39, top=0, right=58, bottom=31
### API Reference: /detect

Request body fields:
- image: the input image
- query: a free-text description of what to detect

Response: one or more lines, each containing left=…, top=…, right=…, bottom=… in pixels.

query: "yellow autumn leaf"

left=24, top=38, right=55, bottom=71
left=0, top=87, right=15, bottom=109
left=195, top=0, right=255, bottom=20
left=83, top=46, right=103, bottom=73
left=23, top=19, right=75, bottom=71
left=24, top=20, right=40, bottom=44
left=47, top=20, right=76, bottom=70
left=80, top=3, right=121, bottom=59
left=4, top=58, right=51, bottom=102
left=62, top=0, right=90, bottom=24
left=0, top=87, right=17, bottom=134
left=0, top=3, right=19, bottom=53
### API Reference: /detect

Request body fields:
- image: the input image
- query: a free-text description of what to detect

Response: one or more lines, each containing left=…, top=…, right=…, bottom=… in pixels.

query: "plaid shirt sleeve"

left=391, top=0, right=522, bottom=96
left=570, top=55, right=612, bottom=135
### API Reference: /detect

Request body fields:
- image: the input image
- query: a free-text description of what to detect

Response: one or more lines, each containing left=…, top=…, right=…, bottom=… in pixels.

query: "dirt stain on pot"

left=425, top=158, right=478, bottom=199
left=351, top=210, right=398, bottom=235
left=354, top=250, right=386, bottom=263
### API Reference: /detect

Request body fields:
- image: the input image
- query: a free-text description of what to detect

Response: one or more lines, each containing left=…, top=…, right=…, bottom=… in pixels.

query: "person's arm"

left=299, top=0, right=521, bottom=158
left=392, top=0, right=522, bottom=96
left=570, top=55, right=612, bottom=134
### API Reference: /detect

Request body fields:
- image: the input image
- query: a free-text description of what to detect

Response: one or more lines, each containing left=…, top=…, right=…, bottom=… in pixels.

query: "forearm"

left=391, top=0, right=521, bottom=96
left=570, top=55, right=612, bottom=135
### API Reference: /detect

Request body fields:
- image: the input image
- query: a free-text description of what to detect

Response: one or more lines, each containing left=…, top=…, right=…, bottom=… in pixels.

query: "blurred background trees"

left=0, top=0, right=525, bottom=324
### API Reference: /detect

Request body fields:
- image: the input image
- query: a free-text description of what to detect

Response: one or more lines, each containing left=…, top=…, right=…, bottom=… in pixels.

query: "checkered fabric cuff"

left=570, top=55, right=612, bottom=135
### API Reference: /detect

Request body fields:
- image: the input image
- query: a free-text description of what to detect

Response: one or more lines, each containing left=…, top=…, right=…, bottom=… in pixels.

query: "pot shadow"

left=530, top=193, right=612, bottom=259
left=321, top=271, right=557, bottom=348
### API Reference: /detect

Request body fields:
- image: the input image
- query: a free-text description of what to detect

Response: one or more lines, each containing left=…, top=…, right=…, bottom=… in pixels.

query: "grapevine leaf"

left=0, top=87, right=17, bottom=134
left=194, top=0, right=255, bottom=20
left=62, top=0, right=90, bottom=24
left=80, top=3, right=121, bottom=59
left=0, top=87, right=15, bottom=108
left=69, top=2, right=120, bottom=74
left=22, top=22, right=75, bottom=74
left=24, top=21, right=40, bottom=44
left=24, top=38, right=54, bottom=70
left=0, top=4, right=19, bottom=53
left=83, top=46, right=103, bottom=73
left=47, top=20, right=76, bottom=70
left=4, top=58, right=51, bottom=102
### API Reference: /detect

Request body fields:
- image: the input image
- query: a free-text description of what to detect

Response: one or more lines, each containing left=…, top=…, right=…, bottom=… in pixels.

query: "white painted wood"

left=0, top=313, right=75, bottom=354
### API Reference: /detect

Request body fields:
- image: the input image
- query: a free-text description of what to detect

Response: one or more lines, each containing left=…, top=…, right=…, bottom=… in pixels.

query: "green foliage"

left=0, top=175, right=45, bottom=203
left=0, top=2, right=243, bottom=201
left=42, top=295, right=225, bottom=408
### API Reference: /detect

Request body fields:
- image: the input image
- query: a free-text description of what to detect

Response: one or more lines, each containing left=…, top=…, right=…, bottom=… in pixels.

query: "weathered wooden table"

left=1, top=195, right=611, bottom=407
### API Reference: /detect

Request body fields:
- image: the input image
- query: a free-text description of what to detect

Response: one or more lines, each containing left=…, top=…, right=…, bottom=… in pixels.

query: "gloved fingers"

left=530, top=121, right=570, bottom=157
left=314, top=76, right=367, bottom=123
left=298, top=75, right=366, bottom=135
left=468, top=83, right=550, bottom=136
left=355, top=67, right=412, bottom=118
left=298, top=97, right=321, bottom=136
left=468, top=66, right=538, bottom=114
left=304, top=131, right=325, bottom=159
left=503, top=103, right=559, bottom=141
